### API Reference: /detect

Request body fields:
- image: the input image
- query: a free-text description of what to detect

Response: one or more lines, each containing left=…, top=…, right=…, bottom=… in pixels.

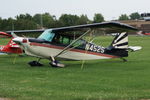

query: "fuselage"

left=14, top=37, right=119, bottom=60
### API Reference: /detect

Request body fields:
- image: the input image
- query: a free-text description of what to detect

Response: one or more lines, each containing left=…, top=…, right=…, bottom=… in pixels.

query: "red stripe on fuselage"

left=30, top=42, right=118, bottom=58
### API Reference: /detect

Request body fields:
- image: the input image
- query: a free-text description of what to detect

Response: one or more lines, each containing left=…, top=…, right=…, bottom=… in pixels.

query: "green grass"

left=0, top=36, right=150, bottom=100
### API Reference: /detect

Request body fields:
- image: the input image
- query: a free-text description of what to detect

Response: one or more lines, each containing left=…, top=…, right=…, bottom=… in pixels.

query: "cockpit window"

left=38, top=29, right=55, bottom=42
left=38, top=30, right=86, bottom=49
left=52, top=35, right=86, bottom=49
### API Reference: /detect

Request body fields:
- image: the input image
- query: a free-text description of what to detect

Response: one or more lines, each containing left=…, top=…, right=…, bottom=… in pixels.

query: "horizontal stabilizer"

left=128, top=46, right=142, bottom=52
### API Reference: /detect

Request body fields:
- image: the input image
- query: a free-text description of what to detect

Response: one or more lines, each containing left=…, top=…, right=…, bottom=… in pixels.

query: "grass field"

left=0, top=36, right=150, bottom=100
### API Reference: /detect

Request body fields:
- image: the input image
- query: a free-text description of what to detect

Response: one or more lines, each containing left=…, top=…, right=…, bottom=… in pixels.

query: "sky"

left=0, top=0, right=150, bottom=20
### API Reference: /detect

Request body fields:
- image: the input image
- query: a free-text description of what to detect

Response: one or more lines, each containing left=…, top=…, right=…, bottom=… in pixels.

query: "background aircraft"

left=137, top=31, right=150, bottom=36
left=0, top=32, right=22, bottom=54
left=142, top=32, right=150, bottom=35
left=7, top=22, right=141, bottom=68
left=0, top=38, right=22, bottom=54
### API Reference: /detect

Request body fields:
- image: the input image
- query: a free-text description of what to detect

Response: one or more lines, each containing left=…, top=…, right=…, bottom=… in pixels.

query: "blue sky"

left=0, top=0, right=149, bottom=20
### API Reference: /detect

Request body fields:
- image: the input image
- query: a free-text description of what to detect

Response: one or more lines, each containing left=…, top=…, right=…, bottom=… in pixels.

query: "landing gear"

left=121, top=58, right=128, bottom=62
left=28, top=58, right=43, bottom=67
left=28, top=57, right=65, bottom=68
left=50, top=56, right=65, bottom=68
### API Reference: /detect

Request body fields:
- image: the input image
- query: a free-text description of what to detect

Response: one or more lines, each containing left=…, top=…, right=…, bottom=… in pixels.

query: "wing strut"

left=55, top=29, right=93, bottom=58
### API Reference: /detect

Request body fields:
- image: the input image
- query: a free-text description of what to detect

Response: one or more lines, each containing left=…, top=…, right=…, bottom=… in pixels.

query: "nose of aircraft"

left=12, top=37, right=27, bottom=44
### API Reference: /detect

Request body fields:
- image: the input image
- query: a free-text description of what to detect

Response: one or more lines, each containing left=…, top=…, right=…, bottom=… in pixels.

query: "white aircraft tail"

left=108, top=32, right=142, bottom=57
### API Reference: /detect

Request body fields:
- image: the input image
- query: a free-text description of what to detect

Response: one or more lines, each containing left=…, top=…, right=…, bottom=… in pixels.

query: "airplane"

left=7, top=22, right=142, bottom=68
left=137, top=31, right=150, bottom=36
left=0, top=32, right=12, bottom=38
left=0, top=38, right=22, bottom=54
left=142, top=32, right=150, bottom=35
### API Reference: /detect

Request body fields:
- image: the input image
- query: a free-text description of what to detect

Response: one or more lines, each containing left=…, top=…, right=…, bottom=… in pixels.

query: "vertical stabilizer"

left=106, top=32, right=128, bottom=57
left=111, top=32, right=128, bottom=49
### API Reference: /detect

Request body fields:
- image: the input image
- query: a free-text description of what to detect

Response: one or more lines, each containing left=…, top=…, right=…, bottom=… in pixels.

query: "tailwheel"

left=50, top=56, right=65, bottom=68
left=28, top=58, right=43, bottom=67
left=121, top=58, right=128, bottom=62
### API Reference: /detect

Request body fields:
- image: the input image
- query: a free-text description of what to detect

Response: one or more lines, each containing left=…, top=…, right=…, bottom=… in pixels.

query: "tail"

left=107, top=32, right=128, bottom=57
left=111, top=32, right=128, bottom=49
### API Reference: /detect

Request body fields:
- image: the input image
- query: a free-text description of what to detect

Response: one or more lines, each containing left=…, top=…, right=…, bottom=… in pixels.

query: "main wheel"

left=28, top=61, right=43, bottom=67
left=50, top=60, right=65, bottom=68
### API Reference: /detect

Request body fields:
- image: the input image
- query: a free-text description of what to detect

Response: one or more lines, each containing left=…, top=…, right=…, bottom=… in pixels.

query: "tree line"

left=0, top=12, right=141, bottom=31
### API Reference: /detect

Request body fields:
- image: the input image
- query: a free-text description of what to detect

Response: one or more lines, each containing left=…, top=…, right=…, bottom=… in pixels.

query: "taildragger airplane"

left=6, top=22, right=142, bottom=68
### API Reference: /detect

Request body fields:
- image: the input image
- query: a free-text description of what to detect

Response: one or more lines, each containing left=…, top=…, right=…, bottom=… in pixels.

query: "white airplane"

left=6, top=22, right=142, bottom=68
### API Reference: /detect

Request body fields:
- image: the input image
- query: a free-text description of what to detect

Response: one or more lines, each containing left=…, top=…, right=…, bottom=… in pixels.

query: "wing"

left=6, top=22, right=137, bottom=35
left=51, top=21, right=137, bottom=33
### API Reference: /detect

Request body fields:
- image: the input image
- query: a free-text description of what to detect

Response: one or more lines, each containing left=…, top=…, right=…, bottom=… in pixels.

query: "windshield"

left=38, top=29, right=55, bottom=42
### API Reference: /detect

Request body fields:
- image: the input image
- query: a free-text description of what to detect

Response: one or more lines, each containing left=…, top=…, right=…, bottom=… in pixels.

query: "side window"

left=52, top=35, right=70, bottom=45
left=53, top=35, right=61, bottom=43
left=62, top=37, right=70, bottom=45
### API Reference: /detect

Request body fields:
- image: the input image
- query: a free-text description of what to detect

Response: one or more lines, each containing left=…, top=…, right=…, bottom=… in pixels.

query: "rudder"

left=111, top=32, right=128, bottom=49
left=106, top=32, right=128, bottom=57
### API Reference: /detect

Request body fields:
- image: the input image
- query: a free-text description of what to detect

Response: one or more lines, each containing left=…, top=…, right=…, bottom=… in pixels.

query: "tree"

left=41, top=13, right=55, bottom=28
left=0, top=17, right=2, bottom=30
left=14, top=19, right=37, bottom=30
left=78, top=14, right=90, bottom=24
left=130, top=12, right=141, bottom=20
left=16, top=13, right=33, bottom=20
left=0, top=18, right=15, bottom=31
left=15, top=14, right=37, bottom=30
left=93, top=13, right=104, bottom=23
left=118, top=14, right=129, bottom=20
left=59, top=14, right=80, bottom=26
left=33, top=14, right=43, bottom=28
